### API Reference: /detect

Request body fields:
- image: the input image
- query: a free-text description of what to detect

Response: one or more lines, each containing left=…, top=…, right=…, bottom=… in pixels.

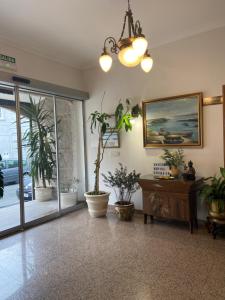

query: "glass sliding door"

left=0, top=81, right=86, bottom=237
left=0, top=85, right=21, bottom=232
left=56, top=97, right=85, bottom=210
left=19, top=90, right=59, bottom=223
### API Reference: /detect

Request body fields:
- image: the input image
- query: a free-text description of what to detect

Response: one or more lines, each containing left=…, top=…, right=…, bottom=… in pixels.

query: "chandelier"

left=99, top=0, right=153, bottom=73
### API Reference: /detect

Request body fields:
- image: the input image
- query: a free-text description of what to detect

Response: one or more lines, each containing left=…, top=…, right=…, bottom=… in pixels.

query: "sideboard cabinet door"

left=143, top=191, right=189, bottom=221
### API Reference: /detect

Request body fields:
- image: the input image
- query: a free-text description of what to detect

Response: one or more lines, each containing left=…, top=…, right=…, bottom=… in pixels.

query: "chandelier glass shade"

left=99, top=0, right=153, bottom=73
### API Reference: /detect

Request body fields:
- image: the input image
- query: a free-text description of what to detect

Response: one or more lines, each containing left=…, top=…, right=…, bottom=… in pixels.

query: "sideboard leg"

left=150, top=215, right=154, bottom=224
left=144, top=214, right=148, bottom=224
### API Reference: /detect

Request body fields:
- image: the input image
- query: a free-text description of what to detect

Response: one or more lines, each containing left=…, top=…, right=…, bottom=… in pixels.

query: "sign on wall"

left=0, top=54, right=17, bottom=71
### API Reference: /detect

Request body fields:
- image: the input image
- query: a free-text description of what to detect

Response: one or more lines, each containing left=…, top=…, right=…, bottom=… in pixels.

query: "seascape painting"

left=143, top=93, right=203, bottom=147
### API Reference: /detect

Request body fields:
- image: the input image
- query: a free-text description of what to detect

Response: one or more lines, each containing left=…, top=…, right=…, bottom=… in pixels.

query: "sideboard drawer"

left=143, top=191, right=189, bottom=221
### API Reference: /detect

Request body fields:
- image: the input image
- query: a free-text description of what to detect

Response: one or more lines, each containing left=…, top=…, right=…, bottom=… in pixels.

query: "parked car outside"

left=16, top=174, right=33, bottom=201
left=0, top=159, right=29, bottom=186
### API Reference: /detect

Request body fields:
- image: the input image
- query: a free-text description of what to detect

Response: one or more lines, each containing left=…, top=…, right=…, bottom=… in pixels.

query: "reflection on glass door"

left=19, top=91, right=58, bottom=222
left=56, top=98, right=85, bottom=210
left=0, top=85, right=20, bottom=231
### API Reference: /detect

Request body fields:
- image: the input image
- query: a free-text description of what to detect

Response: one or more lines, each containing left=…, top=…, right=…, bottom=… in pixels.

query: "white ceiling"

left=0, top=0, right=225, bottom=70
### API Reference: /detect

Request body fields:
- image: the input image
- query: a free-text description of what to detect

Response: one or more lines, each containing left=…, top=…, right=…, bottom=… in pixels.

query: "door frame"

left=0, top=78, right=88, bottom=238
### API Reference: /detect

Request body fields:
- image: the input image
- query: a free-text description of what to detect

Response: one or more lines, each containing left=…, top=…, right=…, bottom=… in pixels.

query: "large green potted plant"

left=84, top=98, right=133, bottom=218
left=22, top=97, right=56, bottom=201
left=102, top=163, right=140, bottom=221
left=161, top=149, right=184, bottom=178
left=0, top=155, right=4, bottom=199
left=200, top=167, right=225, bottom=220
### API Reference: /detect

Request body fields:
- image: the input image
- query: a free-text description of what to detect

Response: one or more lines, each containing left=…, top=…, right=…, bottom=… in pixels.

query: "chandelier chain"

left=119, top=14, right=128, bottom=41
left=128, top=0, right=131, bottom=10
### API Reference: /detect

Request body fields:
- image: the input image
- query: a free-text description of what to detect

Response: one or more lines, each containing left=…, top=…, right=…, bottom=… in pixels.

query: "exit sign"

left=0, top=54, right=17, bottom=71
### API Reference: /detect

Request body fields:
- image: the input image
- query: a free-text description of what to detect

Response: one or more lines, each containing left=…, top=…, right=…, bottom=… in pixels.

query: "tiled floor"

left=0, top=209, right=225, bottom=300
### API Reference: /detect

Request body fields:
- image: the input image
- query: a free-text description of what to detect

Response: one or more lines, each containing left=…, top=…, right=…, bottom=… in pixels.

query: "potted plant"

left=60, top=177, right=79, bottom=208
left=102, top=163, right=140, bottom=221
left=200, top=167, right=225, bottom=220
left=161, top=149, right=184, bottom=178
left=22, top=96, right=56, bottom=201
left=0, top=155, right=4, bottom=199
left=84, top=96, right=133, bottom=218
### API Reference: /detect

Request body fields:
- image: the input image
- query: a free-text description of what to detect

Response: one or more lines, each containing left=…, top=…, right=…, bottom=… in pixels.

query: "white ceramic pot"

left=35, top=187, right=52, bottom=201
left=61, top=191, right=78, bottom=208
left=84, top=192, right=110, bottom=218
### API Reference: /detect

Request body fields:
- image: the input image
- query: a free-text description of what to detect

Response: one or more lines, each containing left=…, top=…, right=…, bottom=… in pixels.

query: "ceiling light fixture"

left=99, top=0, right=153, bottom=73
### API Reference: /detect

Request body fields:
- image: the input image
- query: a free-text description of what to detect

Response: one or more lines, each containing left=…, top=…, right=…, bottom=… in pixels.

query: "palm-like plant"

left=89, top=96, right=133, bottom=195
left=22, top=96, right=56, bottom=188
left=200, top=168, right=225, bottom=213
left=0, top=155, right=4, bottom=198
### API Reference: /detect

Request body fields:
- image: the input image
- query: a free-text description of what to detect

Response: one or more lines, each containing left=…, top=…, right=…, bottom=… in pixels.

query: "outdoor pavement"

left=0, top=184, right=19, bottom=208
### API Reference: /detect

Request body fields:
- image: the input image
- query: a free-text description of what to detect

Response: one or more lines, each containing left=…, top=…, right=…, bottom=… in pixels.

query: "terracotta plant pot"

left=209, top=201, right=225, bottom=220
left=114, top=201, right=134, bottom=221
left=170, top=166, right=180, bottom=178
left=84, top=192, right=110, bottom=218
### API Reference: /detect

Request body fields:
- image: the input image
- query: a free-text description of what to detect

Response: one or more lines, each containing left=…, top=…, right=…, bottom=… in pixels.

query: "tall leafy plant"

left=0, top=155, right=4, bottom=198
left=22, top=96, right=56, bottom=188
left=89, top=96, right=132, bottom=195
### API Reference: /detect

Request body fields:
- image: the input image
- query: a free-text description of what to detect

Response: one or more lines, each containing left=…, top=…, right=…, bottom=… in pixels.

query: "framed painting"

left=142, top=92, right=203, bottom=148
left=102, top=129, right=120, bottom=148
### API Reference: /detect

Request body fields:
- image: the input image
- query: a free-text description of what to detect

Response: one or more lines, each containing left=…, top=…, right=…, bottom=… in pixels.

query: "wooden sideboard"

left=138, top=175, right=203, bottom=233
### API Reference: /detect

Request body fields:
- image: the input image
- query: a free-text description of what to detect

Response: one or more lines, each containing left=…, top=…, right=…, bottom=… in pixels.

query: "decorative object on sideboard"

left=203, top=96, right=223, bottom=106
left=142, top=92, right=203, bottom=148
left=161, top=149, right=184, bottom=178
left=102, top=163, right=141, bottom=221
left=84, top=95, right=133, bottom=218
left=153, top=163, right=170, bottom=178
left=182, top=161, right=196, bottom=180
left=99, top=0, right=153, bottom=73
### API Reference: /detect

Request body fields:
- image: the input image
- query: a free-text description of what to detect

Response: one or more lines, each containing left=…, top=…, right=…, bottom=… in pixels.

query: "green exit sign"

left=0, top=53, right=17, bottom=71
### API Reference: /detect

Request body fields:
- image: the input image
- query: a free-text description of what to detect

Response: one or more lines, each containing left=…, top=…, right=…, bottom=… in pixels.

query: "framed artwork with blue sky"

left=142, top=93, right=203, bottom=148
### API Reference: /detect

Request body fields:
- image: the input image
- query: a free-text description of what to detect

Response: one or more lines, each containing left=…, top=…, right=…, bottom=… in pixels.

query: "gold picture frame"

left=142, top=92, right=203, bottom=148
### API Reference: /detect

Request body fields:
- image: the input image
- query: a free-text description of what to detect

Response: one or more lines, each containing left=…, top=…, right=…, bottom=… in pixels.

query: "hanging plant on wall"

left=84, top=94, right=134, bottom=218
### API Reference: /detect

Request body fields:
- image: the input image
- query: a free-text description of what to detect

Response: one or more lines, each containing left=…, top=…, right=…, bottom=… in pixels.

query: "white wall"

left=83, top=27, right=225, bottom=220
left=0, top=39, right=84, bottom=90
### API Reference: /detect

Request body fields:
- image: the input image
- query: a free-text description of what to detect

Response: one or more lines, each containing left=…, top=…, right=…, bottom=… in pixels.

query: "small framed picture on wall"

left=102, top=129, right=120, bottom=148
